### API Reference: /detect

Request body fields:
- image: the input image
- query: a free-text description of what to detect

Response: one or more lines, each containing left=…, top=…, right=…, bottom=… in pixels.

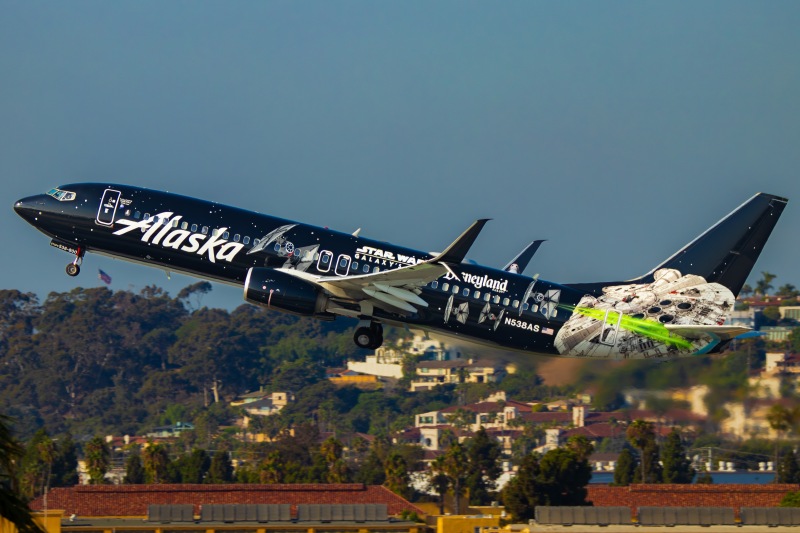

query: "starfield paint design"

left=14, top=184, right=788, bottom=360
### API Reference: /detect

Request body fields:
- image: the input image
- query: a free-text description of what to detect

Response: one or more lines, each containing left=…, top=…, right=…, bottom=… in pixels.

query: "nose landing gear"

left=66, top=246, right=85, bottom=277
left=354, top=321, right=383, bottom=350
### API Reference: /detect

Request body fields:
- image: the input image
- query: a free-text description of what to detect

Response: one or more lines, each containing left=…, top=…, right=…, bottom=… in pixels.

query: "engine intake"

left=244, top=268, right=331, bottom=318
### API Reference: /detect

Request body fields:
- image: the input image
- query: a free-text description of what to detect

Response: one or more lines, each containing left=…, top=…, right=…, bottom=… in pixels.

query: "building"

left=29, top=484, right=423, bottom=533
left=410, top=359, right=506, bottom=391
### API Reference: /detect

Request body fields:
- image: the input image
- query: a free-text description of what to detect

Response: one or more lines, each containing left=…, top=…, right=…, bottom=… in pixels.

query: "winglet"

left=433, top=219, right=490, bottom=265
left=503, top=240, right=545, bottom=274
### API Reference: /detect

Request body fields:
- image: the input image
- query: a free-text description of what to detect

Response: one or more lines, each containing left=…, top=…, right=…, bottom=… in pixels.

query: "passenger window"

left=274, top=243, right=281, bottom=252
left=512, top=300, right=519, bottom=309
left=373, top=266, right=380, bottom=273
left=144, top=213, right=150, bottom=221
left=452, top=286, right=459, bottom=294
left=212, top=229, right=219, bottom=237
left=222, top=231, right=230, bottom=240
left=181, top=221, right=188, bottom=230
left=442, top=283, right=450, bottom=292
left=493, top=295, right=500, bottom=304
left=503, top=298, right=510, bottom=306
left=233, top=234, right=240, bottom=242
left=191, top=224, right=198, bottom=232
left=462, top=288, right=470, bottom=297
left=322, top=255, right=330, bottom=264
left=172, top=218, right=179, bottom=228
left=134, top=211, right=141, bottom=219
left=484, top=293, right=491, bottom=302
left=201, top=226, right=208, bottom=235
left=253, top=238, right=260, bottom=246
left=243, top=236, right=250, bottom=245
left=431, top=281, right=439, bottom=289
left=351, top=262, right=358, bottom=270
left=363, top=264, right=369, bottom=273
left=473, top=290, right=480, bottom=299
left=522, top=303, right=529, bottom=311
left=124, top=209, right=131, bottom=216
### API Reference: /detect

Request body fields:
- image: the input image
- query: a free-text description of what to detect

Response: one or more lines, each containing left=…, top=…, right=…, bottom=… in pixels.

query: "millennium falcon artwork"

left=554, top=268, right=735, bottom=359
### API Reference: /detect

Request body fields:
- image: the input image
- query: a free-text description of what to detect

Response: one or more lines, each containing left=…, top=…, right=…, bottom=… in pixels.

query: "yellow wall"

left=1, top=511, right=62, bottom=533
left=436, top=515, right=499, bottom=533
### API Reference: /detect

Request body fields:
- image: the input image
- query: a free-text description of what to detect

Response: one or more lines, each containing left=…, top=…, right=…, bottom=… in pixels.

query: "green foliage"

left=778, top=449, right=800, bottom=484
left=661, top=429, right=694, bottom=484
left=124, top=452, right=145, bottom=484
left=84, top=436, right=110, bottom=484
left=612, top=448, right=635, bottom=486
left=780, top=491, right=800, bottom=507
left=0, top=414, right=42, bottom=533
left=501, top=448, right=591, bottom=522
left=207, top=450, right=234, bottom=483
left=465, top=428, right=502, bottom=505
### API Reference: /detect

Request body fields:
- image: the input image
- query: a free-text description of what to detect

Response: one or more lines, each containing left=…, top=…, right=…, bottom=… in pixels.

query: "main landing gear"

left=354, top=321, right=383, bottom=350
left=66, top=246, right=85, bottom=277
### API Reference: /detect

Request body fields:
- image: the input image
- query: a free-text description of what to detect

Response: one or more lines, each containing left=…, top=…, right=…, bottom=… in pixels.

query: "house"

left=409, top=359, right=506, bottom=391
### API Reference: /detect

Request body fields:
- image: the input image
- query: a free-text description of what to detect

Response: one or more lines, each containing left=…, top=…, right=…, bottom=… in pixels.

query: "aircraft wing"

left=279, top=219, right=489, bottom=316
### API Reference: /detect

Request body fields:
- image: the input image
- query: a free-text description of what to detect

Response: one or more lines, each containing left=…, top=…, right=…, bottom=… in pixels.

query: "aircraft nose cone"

left=14, top=195, right=44, bottom=223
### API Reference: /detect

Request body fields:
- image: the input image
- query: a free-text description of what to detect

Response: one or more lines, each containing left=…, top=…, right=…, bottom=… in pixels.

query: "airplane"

left=14, top=184, right=787, bottom=360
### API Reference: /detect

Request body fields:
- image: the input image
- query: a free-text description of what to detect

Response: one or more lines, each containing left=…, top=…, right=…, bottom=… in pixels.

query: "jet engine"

left=244, top=268, right=333, bottom=319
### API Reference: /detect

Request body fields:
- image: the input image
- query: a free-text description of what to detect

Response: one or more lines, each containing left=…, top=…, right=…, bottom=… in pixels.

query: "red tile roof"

left=29, top=484, right=422, bottom=517
left=588, top=484, right=800, bottom=517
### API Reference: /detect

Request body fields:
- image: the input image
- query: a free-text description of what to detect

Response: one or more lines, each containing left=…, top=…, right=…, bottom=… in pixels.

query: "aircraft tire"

left=354, top=327, right=374, bottom=349
left=66, top=263, right=80, bottom=277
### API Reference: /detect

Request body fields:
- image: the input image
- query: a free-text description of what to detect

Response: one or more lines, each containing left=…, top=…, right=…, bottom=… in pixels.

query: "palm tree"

left=756, top=271, right=776, bottom=297
left=626, top=420, right=655, bottom=483
left=0, top=414, right=42, bottom=533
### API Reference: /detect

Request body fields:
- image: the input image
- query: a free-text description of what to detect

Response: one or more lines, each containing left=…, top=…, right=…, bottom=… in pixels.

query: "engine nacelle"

left=244, top=268, right=332, bottom=318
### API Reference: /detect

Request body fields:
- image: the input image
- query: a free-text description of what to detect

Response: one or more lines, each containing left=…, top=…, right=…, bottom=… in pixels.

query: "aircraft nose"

left=14, top=195, right=46, bottom=223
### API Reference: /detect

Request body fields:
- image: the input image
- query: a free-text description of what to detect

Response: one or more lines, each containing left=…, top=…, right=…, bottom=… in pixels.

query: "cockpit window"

left=47, top=188, right=76, bottom=202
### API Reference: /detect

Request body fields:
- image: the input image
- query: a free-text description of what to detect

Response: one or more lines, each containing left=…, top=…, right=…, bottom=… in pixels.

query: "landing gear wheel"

left=353, top=323, right=384, bottom=350
left=354, top=327, right=373, bottom=349
left=66, top=263, right=80, bottom=277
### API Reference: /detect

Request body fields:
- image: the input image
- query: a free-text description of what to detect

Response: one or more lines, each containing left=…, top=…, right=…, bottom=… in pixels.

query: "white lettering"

left=112, top=212, right=244, bottom=263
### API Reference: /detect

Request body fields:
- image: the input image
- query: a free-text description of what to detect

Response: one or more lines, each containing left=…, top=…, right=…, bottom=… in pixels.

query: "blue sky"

left=2, top=2, right=799, bottom=309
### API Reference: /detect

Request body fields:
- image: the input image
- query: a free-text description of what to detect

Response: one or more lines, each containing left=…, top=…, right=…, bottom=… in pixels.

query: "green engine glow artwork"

left=566, top=305, right=694, bottom=350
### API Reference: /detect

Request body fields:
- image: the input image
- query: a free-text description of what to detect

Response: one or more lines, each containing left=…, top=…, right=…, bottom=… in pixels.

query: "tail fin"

left=637, top=192, right=787, bottom=296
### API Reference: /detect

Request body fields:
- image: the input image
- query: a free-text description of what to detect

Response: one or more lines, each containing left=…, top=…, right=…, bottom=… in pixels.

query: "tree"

left=427, top=455, right=449, bottom=515
left=756, top=271, right=776, bottom=297
left=612, top=448, right=636, bottom=486
left=384, top=453, right=411, bottom=499
left=778, top=449, right=800, bottom=484
left=142, top=443, right=170, bottom=484
left=501, top=453, right=542, bottom=522
left=465, top=428, right=502, bottom=505
left=442, top=442, right=470, bottom=514
left=124, top=451, right=145, bottom=484
left=767, top=404, right=796, bottom=473
left=661, top=429, right=694, bottom=484
left=777, top=284, right=799, bottom=299
left=207, top=450, right=233, bottom=483
left=566, top=435, right=594, bottom=463
left=626, top=420, right=658, bottom=483
left=177, top=449, right=210, bottom=484
left=536, top=447, right=592, bottom=506
left=84, top=437, right=110, bottom=485
left=50, top=434, right=79, bottom=487
left=740, top=284, right=754, bottom=298
left=0, top=414, right=42, bottom=533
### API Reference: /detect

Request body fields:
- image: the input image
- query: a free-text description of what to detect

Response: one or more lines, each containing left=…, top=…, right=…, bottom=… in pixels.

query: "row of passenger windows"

left=122, top=211, right=526, bottom=300
left=428, top=280, right=528, bottom=310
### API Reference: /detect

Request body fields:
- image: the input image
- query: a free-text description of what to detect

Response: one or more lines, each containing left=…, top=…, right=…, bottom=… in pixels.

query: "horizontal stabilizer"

left=503, top=240, right=545, bottom=274
left=664, top=324, right=752, bottom=341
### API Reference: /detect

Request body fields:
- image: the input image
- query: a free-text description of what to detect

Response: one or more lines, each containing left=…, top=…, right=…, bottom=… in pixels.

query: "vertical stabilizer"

left=641, top=192, right=788, bottom=296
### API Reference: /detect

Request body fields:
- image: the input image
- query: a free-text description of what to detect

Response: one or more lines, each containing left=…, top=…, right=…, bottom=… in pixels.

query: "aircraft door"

left=599, top=309, right=622, bottom=346
left=334, top=254, right=351, bottom=276
left=96, top=189, right=122, bottom=226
